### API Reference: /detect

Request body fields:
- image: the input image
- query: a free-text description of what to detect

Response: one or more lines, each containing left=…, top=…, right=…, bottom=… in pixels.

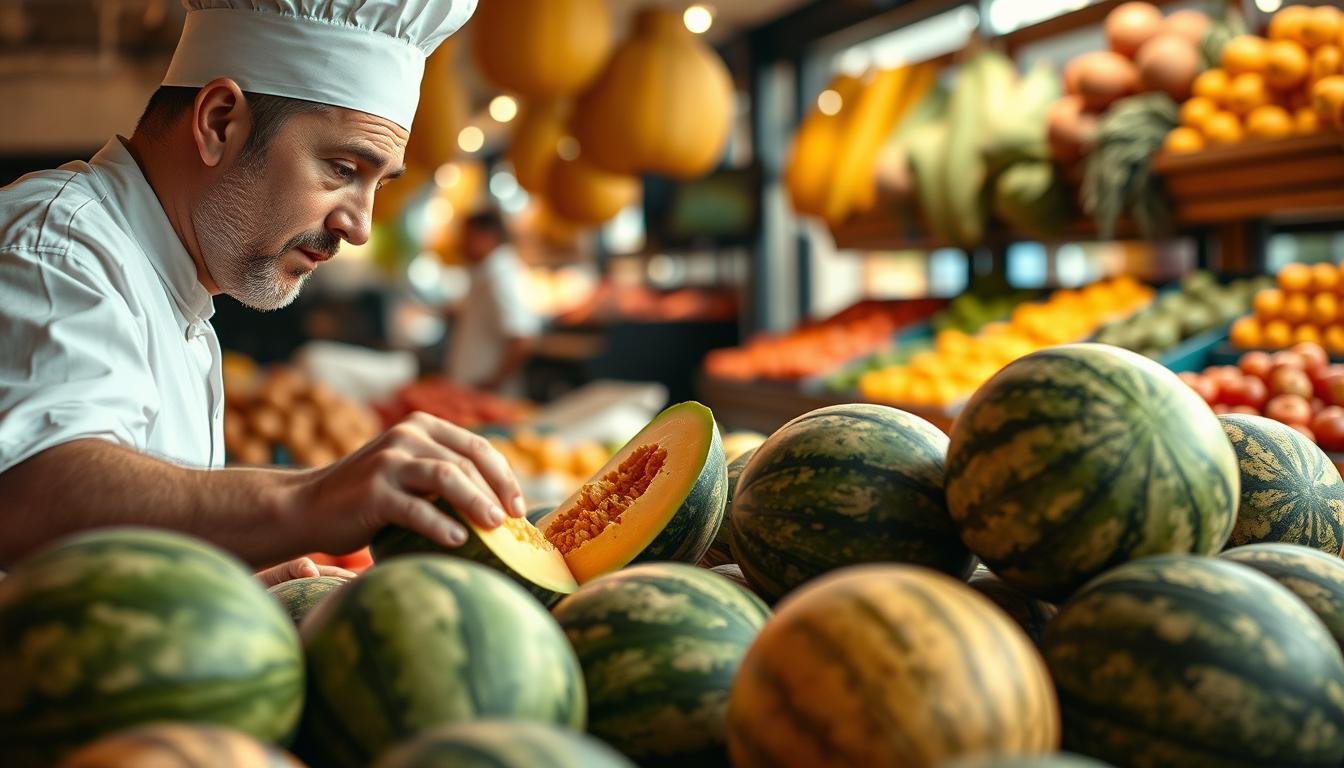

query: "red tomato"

left=1266, top=394, right=1314, bottom=426
left=1325, top=372, right=1344, bottom=408
left=1315, top=364, right=1344, bottom=401
left=1270, top=350, right=1308, bottom=370
left=1269, top=366, right=1314, bottom=399
left=1293, top=423, right=1318, bottom=443
left=1312, top=406, right=1344, bottom=433
left=1315, top=415, right=1344, bottom=453
left=1223, top=377, right=1268, bottom=409
left=1291, top=342, right=1329, bottom=375
left=1238, top=351, right=1274, bottom=381
left=1230, top=405, right=1261, bottom=416
left=1211, top=403, right=1232, bottom=415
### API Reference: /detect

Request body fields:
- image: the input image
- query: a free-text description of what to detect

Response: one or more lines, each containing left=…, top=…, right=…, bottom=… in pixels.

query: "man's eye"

left=331, top=162, right=357, bottom=181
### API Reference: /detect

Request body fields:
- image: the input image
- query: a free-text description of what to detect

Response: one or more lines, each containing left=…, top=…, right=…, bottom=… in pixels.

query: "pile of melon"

left=9, top=343, right=1344, bottom=767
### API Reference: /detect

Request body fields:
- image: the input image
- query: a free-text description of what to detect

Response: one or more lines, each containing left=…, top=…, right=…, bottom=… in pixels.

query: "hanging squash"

left=405, top=39, right=470, bottom=171
left=507, top=100, right=568, bottom=195
left=570, top=7, right=734, bottom=179
left=545, top=154, right=640, bottom=226
left=785, top=73, right=862, bottom=219
left=471, top=0, right=614, bottom=99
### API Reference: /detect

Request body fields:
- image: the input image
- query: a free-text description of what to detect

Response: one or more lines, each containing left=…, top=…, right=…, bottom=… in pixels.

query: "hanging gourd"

left=570, top=7, right=733, bottom=179
left=405, top=39, right=470, bottom=171
left=785, top=73, right=864, bottom=219
left=471, top=0, right=614, bottom=99
left=507, top=100, right=568, bottom=195
left=545, top=153, right=640, bottom=226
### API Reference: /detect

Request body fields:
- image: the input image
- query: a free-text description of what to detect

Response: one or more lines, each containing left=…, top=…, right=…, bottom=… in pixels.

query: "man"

left=447, top=208, right=540, bottom=396
left=0, top=0, right=528, bottom=582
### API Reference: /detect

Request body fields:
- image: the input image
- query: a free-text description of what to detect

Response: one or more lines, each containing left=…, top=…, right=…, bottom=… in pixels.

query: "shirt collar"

left=89, top=137, right=215, bottom=326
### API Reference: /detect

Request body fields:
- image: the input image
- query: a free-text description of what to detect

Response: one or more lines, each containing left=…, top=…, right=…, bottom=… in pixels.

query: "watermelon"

left=1219, top=414, right=1344, bottom=554
left=552, top=563, right=769, bottom=766
left=968, top=564, right=1058, bottom=645
left=708, top=563, right=761, bottom=599
left=700, top=447, right=757, bottom=568
left=940, top=755, right=1115, bottom=768
left=946, top=344, right=1239, bottom=600
left=57, top=723, right=305, bottom=767
left=1042, top=554, right=1344, bottom=767
left=1221, top=542, right=1344, bottom=650
left=268, top=575, right=347, bottom=625
left=373, top=720, right=634, bottom=768
left=731, top=404, right=974, bottom=603
left=295, top=555, right=585, bottom=768
left=0, top=528, right=305, bottom=767
left=727, top=564, right=1059, bottom=768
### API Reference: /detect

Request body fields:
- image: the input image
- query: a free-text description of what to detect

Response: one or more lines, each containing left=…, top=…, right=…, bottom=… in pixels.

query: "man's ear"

left=191, top=78, right=249, bottom=169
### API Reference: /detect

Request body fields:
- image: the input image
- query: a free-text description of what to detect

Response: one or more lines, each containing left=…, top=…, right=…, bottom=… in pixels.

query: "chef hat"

left=162, top=0, right=477, bottom=130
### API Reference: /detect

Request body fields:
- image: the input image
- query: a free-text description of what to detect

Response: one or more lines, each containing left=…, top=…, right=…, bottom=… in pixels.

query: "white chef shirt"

left=0, top=137, right=225, bottom=474
left=447, top=244, right=540, bottom=396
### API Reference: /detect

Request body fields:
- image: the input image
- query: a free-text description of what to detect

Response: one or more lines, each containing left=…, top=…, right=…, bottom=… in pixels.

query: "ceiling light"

left=458, top=126, right=485, bottom=154
left=489, top=95, right=519, bottom=123
left=684, top=4, right=714, bottom=34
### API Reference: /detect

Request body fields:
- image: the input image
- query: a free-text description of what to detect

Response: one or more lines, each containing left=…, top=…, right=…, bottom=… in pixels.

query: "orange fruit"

left=1227, top=72, right=1273, bottom=115
left=1326, top=325, right=1344, bottom=356
left=1285, top=292, right=1312, bottom=323
left=1265, top=319, right=1294, bottom=350
left=1255, top=287, right=1286, bottom=320
left=1222, top=35, right=1269, bottom=77
left=1314, top=292, right=1340, bottom=326
left=1280, top=262, right=1313, bottom=292
left=1246, top=104, right=1296, bottom=139
left=1164, top=126, right=1206, bottom=153
left=1191, top=68, right=1231, bottom=105
left=1231, top=316, right=1263, bottom=349
left=1295, top=324, right=1324, bottom=346
left=1313, top=45, right=1343, bottom=83
left=1303, top=6, right=1342, bottom=50
left=1314, top=262, right=1341, bottom=293
left=1179, top=96, right=1219, bottom=128
left=1313, top=75, right=1344, bottom=128
left=1270, top=6, right=1312, bottom=45
left=1202, top=110, right=1244, bottom=145
left=1265, top=39, right=1312, bottom=90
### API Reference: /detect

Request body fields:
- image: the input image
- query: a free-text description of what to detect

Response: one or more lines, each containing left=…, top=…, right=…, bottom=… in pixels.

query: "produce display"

left=1091, top=270, right=1267, bottom=357
left=267, top=575, right=349, bottom=625
left=1165, top=5, right=1344, bottom=152
left=1178, top=342, right=1344, bottom=451
left=699, top=445, right=756, bottom=568
left=1231, top=261, right=1344, bottom=353
left=373, top=720, right=635, bottom=768
left=1042, top=555, right=1344, bottom=766
left=57, top=723, right=305, bottom=768
left=223, top=358, right=382, bottom=468
left=551, top=563, right=769, bottom=765
left=702, top=298, right=942, bottom=382
left=555, top=281, right=738, bottom=325
left=946, top=344, right=1239, bottom=600
left=1220, top=542, right=1344, bottom=649
left=967, top=564, right=1058, bottom=646
left=487, top=431, right=613, bottom=497
left=859, top=276, right=1153, bottom=407
left=376, top=377, right=530, bottom=430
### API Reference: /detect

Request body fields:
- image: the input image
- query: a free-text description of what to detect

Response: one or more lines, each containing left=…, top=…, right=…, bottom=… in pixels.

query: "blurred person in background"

left=446, top=208, right=540, bottom=397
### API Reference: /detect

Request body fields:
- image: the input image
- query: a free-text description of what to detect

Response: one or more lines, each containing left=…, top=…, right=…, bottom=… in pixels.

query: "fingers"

left=383, top=490, right=469, bottom=548
left=397, top=458, right=507, bottom=530
left=406, top=413, right=527, bottom=518
left=256, top=557, right=320, bottom=588
left=314, top=564, right=358, bottom=579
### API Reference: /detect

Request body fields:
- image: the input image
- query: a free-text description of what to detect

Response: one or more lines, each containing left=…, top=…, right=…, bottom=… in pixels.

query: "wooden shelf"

left=1155, top=131, right=1344, bottom=227
left=828, top=206, right=1141, bottom=252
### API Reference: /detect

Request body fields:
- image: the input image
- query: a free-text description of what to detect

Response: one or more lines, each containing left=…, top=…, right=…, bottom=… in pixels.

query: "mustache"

left=280, top=230, right=340, bottom=259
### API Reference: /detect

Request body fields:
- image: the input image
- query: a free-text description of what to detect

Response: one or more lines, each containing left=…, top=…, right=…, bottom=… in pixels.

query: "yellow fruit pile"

left=1164, top=5, right=1343, bottom=153
left=1231, top=262, right=1344, bottom=354
left=488, top=431, right=611, bottom=491
left=859, top=276, right=1154, bottom=407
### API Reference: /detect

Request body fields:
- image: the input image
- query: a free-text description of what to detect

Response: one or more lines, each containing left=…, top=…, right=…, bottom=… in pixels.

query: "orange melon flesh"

left=538, top=403, right=715, bottom=583
left=469, top=514, right=578, bottom=594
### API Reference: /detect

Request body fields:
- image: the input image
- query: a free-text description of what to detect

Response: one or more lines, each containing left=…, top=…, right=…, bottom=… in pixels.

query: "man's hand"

left=285, top=412, right=528, bottom=557
left=256, top=557, right=356, bottom=588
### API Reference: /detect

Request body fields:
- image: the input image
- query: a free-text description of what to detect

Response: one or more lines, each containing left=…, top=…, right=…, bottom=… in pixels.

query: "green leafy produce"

left=1082, top=93, right=1179, bottom=240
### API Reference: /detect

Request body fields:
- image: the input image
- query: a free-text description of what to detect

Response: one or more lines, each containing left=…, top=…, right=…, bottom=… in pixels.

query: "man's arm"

left=481, top=336, right=534, bottom=391
left=0, top=412, right=528, bottom=569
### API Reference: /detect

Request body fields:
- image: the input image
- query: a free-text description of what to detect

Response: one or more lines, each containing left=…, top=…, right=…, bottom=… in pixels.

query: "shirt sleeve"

left=0, top=246, right=160, bottom=474
left=484, top=251, right=542, bottom=339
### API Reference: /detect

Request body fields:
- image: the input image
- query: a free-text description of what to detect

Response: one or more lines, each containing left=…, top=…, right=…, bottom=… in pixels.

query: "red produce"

left=1223, top=377, right=1268, bottom=410
left=1291, top=342, right=1329, bottom=375
left=1269, top=366, right=1314, bottom=399
left=1266, top=393, right=1314, bottom=426
left=1315, top=414, right=1344, bottom=453
left=1239, top=351, right=1274, bottom=381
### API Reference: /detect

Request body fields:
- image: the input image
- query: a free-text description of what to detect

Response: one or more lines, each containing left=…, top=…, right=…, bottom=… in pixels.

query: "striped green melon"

left=1221, top=542, right=1344, bottom=650
left=0, top=528, right=304, bottom=767
left=58, top=723, right=306, bottom=767
left=941, top=755, right=1115, bottom=768
left=552, top=562, right=770, bottom=766
left=1042, top=554, right=1344, bottom=767
left=968, top=565, right=1058, bottom=645
left=727, top=564, right=1060, bottom=768
left=371, top=502, right=576, bottom=607
left=268, top=575, right=347, bottom=625
left=1219, top=414, right=1344, bottom=554
left=946, top=344, right=1239, bottom=601
left=731, top=404, right=974, bottom=603
left=709, top=563, right=763, bottom=599
left=700, top=447, right=757, bottom=568
left=295, top=556, right=586, bottom=768
left=372, top=720, right=634, bottom=768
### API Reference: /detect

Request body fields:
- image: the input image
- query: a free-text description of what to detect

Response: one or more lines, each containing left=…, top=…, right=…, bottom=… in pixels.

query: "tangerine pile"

left=1231, top=261, right=1344, bottom=354
left=1165, top=4, right=1343, bottom=153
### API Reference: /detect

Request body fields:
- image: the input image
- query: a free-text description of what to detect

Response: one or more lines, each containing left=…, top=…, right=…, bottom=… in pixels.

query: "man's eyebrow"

left=334, top=142, right=406, bottom=180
